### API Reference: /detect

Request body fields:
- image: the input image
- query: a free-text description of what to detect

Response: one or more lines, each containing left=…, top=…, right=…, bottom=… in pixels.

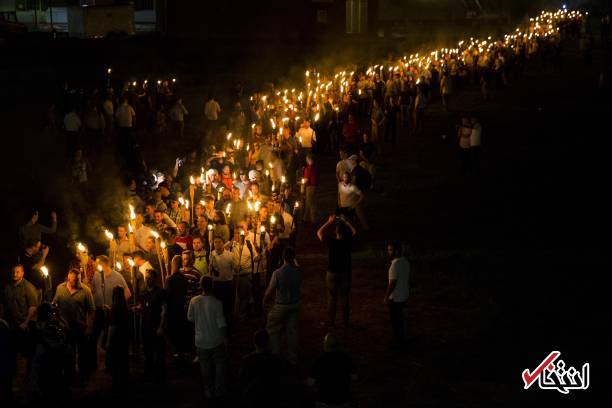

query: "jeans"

left=266, top=303, right=300, bottom=364
left=326, top=272, right=351, bottom=325
left=197, top=345, right=228, bottom=397
left=65, top=326, right=91, bottom=381
left=388, top=301, right=406, bottom=342
left=142, top=327, right=166, bottom=380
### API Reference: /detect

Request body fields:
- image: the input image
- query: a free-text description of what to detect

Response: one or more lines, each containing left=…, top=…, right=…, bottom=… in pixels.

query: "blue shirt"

left=92, top=270, right=129, bottom=307
left=269, top=262, right=302, bottom=305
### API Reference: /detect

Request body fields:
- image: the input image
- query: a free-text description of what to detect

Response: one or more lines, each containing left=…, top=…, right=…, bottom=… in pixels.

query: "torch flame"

left=104, top=229, right=114, bottom=240
left=41, top=266, right=49, bottom=277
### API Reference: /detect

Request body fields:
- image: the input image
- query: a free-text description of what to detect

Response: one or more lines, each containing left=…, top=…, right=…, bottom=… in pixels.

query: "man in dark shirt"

left=2, top=264, right=39, bottom=364
left=308, top=333, right=357, bottom=406
left=3, top=265, right=39, bottom=330
left=20, top=239, right=49, bottom=295
left=140, top=269, right=167, bottom=380
left=317, top=215, right=357, bottom=327
left=53, top=268, right=95, bottom=382
left=166, top=264, right=191, bottom=358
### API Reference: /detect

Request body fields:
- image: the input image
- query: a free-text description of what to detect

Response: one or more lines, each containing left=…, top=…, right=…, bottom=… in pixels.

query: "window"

left=317, top=9, right=328, bottom=23
left=346, top=0, right=367, bottom=34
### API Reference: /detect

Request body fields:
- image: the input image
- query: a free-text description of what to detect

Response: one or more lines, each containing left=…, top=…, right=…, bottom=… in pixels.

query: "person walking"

left=317, top=215, right=356, bottom=327
left=384, top=241, right=410, bottom=344
left=187, top=276, right=228, bottom=399
left=263, top=247, right=302, bottom=364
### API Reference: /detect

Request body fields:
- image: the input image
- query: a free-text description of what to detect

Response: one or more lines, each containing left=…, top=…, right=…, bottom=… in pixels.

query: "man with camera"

left=317, top=215, right=357, bottom=328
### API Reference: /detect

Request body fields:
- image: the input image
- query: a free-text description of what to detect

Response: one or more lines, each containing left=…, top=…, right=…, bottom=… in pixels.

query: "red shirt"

left=175, top=235, right=193, bottom=250
left=303, top=164, right=318, bottom=187
left=342, top=122, right=359, bottom=145
left=221, top=174, right=234, bottom=190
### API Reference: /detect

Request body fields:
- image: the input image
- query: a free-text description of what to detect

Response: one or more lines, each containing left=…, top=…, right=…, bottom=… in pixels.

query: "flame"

left=115, top=261, right=122, bottom=271
left=260, top=225, right=266, bottom=233
left=41, top=266, right=49, bottom=277
left=127, top=258, right=135, bottom=267
left=129, top=204, right=136, bottom=220
left=190, top=176, right=195, bottom=185
left=160, top=241, right=166, bottom=249
left=207, top=224, right=213, bottom=231
left=77, top=242, right=86, bottom=253
left=270, top=215, right=276, bottom=224
left=104, top=229, right=114, bottom=240
left=294, top=201, right=300, bottom=208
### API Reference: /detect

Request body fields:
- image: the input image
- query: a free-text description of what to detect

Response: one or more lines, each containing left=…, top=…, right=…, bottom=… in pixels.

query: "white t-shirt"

left=210, top=250, right=235, bottom=281
left=103, top=99, right=114, bottom=116
left=187, top=295, right=226, bottom=349
left=296, top=127, right=316, bottom=148
left=388, top=257, right=410, bottom=302
left=338, top=182, right=361, bottom=208
left=115, top=104, right=136, bottom=128
left=470, top=123, right=482, bottom=147
left=64, top=112, right=82, bottom=132
left=277, top=212, right=294, bottom=239
left=205, top=100, right=221, bottom=121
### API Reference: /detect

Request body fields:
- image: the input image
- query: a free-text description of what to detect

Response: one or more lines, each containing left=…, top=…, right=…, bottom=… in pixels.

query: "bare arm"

left=317, top=216, right=335, bottom=242
left=339, top=215, right=357, bottom=236
left=384, top=279, right=398, bottom=303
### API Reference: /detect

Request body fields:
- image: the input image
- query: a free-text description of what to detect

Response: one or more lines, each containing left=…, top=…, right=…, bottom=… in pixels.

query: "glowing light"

left=41, top=266, right=49, bottom=277
left=104, top=229, right=114, bottom=240
left=77, top=242, right=86, bottom=253
left=127, top=258, right=135, bottom=267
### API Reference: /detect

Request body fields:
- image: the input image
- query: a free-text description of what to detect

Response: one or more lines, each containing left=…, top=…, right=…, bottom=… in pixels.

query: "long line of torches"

left=62, top=7, right=582, bottom=286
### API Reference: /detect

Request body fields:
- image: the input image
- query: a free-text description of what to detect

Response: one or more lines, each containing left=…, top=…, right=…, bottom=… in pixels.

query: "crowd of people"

left=1, top=8, right=588, bottom=407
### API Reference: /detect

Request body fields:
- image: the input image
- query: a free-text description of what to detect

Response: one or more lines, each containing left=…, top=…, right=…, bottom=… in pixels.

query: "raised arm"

left=317, top=215, right=336, bottom=242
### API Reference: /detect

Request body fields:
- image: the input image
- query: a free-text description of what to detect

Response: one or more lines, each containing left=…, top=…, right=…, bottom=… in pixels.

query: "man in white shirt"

left=133, top=213, right=155, bottom=250
left=115, top=98, right=136, bottom=129
left=225, top=227, right=256, bottom=319
left=204, top=96, right=221, bottom=136
left=296, top=120, right=316, bottom=160
left=338, top=171, right=363, bottom=217
left=187, top=276, right=227, bottom=398
left=209, top=237, right=236, bottom=331
left=63, top=109, right=82, bottom=154
left=244, top=221, right=270, bottom=316
left=170, top=98, right=188, bottom=138
left=384, top=241, right=410, bottom=343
